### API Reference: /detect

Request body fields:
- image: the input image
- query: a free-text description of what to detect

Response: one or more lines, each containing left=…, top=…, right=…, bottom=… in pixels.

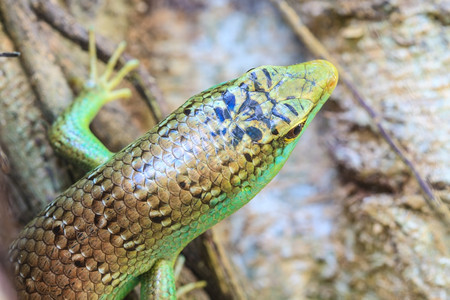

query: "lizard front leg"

left=48, top=29, right=138, bottom=171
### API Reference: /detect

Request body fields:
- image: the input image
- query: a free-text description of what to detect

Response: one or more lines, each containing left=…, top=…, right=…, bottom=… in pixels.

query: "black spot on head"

left=262, top=117, right=272, bottom=128
left=231, top=126, right=245, bottom=147
left=214, top=107, right=225, bottom=122
left=246, top=114, right=271, bottom=130
left=238, top=98, right=250, bottom=114
left=183, top=108, right=191, bottom=116
left=232, top=126, right=245, bottom=141
left=262, top=68, right=272, bottom=89
left=244, top=153, right=252, bottom=162
left=238, top=98, right=261, bottom=115
left=250, top=72, right=265, bottom=91
left=253, top=104, right=264, bottom=120
left=239, top=82, right=249, bottom=90
left=272, top=107, right=291, bottom=123
left=246, top=126, right=263, bottom=141
left=223, top=91, right=236, bottom=111
left=179, top=181, right=186, bottom=189
left=271, top=128, right=279, bottom=135
left=284, top=103, right=299, bottom=116
left=223, top=108, right=231, bottom=119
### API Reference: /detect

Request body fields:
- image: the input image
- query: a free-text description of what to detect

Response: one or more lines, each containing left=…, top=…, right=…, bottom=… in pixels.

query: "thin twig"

left=271, top=0, right=447, bottom=220
left=30, top=0, right=169, bottom=121
left=0, top=52, right=20, bottom=57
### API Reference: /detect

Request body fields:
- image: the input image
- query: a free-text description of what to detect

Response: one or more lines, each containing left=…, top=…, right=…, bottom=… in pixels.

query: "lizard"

left=9, top=32, right=338, bottom=299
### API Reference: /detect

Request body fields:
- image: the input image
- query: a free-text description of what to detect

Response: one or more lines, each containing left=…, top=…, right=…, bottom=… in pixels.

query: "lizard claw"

left=86, top=29, right=139, bottom=98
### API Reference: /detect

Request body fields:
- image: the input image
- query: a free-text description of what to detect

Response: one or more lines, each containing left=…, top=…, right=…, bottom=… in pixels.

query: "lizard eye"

left=284, top=122, right=304, bottom=142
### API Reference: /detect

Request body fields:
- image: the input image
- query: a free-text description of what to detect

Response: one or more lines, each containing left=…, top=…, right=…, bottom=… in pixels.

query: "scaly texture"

left=10, top=60, right=338, bottom=299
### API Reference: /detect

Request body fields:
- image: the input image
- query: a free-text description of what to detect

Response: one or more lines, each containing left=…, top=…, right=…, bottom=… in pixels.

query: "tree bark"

left=275, top=0, right=450, bottom=298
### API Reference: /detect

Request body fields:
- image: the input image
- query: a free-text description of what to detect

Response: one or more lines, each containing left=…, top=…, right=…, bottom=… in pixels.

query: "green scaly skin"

left=9, top=34, right=338, bottom=299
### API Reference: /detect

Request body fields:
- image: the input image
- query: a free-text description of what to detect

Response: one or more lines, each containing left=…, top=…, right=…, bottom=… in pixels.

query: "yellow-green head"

left=199, top=60, right=338, bottom=148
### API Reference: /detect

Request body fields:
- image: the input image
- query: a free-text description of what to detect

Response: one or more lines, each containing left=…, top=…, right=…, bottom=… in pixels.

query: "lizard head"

left=218, top=60, right=338, bottom=148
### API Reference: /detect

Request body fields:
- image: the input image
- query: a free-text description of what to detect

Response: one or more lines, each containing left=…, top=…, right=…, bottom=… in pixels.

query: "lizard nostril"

left=327, top=73, right=338, bottom=91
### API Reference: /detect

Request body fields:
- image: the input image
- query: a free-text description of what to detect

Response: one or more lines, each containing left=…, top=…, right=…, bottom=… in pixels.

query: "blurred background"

left=0, top=0, right=449, bottom=299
